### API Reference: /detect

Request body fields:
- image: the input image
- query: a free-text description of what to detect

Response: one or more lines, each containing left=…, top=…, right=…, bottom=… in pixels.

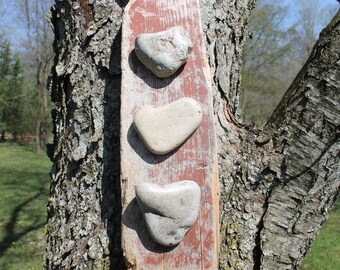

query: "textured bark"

left=46, top=0, right=339, bottom=269
left=260, top=13, right=340, bottom=269
left=46, top=1, right=127, bottom=269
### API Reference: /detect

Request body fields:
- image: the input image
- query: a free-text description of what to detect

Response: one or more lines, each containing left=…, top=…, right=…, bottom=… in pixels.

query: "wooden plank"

left=121, top=0, right=219, bottom=269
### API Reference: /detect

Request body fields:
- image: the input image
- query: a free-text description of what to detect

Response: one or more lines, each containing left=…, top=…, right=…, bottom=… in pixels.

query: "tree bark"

left=1, top=130, right=5, bottom=142
left=46, top=1, right=127, bottom=268
left=46, top=1, right=339, bottom=269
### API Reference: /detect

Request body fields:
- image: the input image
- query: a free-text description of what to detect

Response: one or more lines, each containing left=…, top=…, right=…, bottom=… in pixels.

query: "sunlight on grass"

left=0, top=144, right=51, bottom=270
left=0, top=144, right=338, bottom=269
left=301, top=199, right=340, bottom=270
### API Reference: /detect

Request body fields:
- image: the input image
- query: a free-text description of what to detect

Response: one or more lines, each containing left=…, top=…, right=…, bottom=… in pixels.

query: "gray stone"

left=135, top=181, right=201, bottom=246
left=133, top=97, right=203, bottom=154
left=135, top=26, right=193, bottom=78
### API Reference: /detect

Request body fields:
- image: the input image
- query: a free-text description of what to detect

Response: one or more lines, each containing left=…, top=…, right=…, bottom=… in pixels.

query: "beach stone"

left=135, top=26, right=193, bottom=78
left=133, top=97, right=203, bottom=154
left=135, top=181, right=201, bottom=246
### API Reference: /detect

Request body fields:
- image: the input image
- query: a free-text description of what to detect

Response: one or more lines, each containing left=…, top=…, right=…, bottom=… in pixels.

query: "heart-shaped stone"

left=135, top=26, right=193, bottom=78
left=133, top=97, right=203, bottom=155
left=135, top=181, right=201, bottom=246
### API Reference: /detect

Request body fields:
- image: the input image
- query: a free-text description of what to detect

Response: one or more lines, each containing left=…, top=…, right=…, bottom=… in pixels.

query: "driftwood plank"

left=121, top=0, right=219, bottom=269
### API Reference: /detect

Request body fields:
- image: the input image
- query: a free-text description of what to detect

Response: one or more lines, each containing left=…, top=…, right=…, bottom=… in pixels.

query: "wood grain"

left=121, top=0, right=218, bottom=269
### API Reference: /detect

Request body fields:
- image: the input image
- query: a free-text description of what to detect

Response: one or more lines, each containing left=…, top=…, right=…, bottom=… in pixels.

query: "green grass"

left=0, top=144, right=51, bottom=270
left=301, top=199, right=340, bottom=270
left=0, top=144, right=338, bottom=269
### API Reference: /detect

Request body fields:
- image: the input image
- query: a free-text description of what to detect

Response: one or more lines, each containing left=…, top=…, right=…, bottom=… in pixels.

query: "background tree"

left=241, top=0, right=338, bottom=127
left=18, top=0, right=54, bottom=152
left=0, top=36, right=24, bottom=142
left=241, top=0, right=291, bottom=126
left=45, top=1, right=339, bottom=269
left=0, top=37, right=11, bottom=141
left=0, top=0, right=54, bottom=148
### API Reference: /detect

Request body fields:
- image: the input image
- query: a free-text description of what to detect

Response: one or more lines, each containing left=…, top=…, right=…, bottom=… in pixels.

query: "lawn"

left=0, top=144, right=338, bottom=269
left=301, top=198, right=340, bottom=270
left=0, top=144, right=51, bottom=270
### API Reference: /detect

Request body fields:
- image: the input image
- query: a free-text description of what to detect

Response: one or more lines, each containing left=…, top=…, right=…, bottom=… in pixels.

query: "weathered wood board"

left=120, top=0, right=219, bottom=269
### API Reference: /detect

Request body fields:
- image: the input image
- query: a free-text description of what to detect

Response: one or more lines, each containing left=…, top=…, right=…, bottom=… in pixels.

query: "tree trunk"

left=36, top=59, right=43, bottom=153
left=46, top=1, right=339, bottom=269
left=1, top=130, right=5, bottom=142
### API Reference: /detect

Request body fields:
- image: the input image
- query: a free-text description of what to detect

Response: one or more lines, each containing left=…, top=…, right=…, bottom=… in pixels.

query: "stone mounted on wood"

left=133, top=97, right=203, bottom=155
left=135, top=26, right=193, bottom=78
left=121, top=0, right=219, bottom=267
left=135, top=181, right=201, bottom=246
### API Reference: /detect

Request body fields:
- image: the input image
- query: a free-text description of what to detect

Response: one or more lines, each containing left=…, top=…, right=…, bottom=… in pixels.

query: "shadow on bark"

left=101, top=27, right=127, bottom=269
left=117, top=0, right=130, bottom=8
left=0, top=188, right=46, bottom=256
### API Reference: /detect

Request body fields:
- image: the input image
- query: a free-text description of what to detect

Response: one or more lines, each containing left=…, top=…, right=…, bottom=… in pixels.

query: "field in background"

left=301, top=199, right=340, bottom=270
left=0, top=144, right=50, bottom=270
left=0, top=144, right=338, bottom=269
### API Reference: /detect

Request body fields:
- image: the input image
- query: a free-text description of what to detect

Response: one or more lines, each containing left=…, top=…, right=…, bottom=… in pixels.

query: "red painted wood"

left=121, top=0, right=219, bottom=269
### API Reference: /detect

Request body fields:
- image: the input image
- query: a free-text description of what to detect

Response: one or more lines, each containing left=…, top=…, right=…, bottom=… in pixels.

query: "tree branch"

left=259, top=10, right=340, bottom=269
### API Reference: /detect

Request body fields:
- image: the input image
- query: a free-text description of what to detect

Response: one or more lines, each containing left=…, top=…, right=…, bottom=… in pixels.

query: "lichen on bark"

left=46, top=1, right=126, bottom=269
left=45, top=1, right=339, bottom=269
